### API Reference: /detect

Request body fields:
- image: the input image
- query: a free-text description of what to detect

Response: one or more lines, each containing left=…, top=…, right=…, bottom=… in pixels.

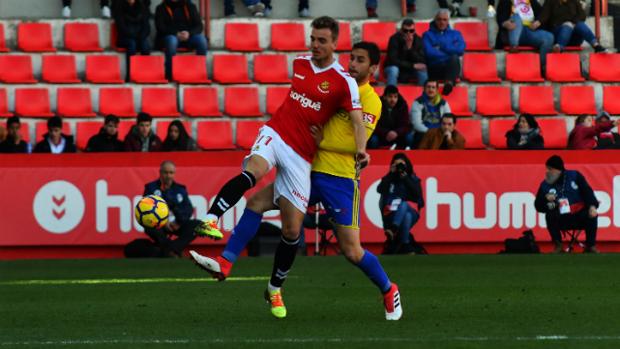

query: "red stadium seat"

left=130, top=55, right=167, bottom=83
left=338, top=53, right=350, bottom=71
left=236, top=121, right=264, bottom=149
left=212, top=54, right=251, bottom=84
left=488, top=119, right=515, bottom=149
left=538, top=118, right=568, bottom=149
left=443, top=86, right=472, bottom=116
left=57, top=88, right=96, bottom=117
left=454, top=22, right=491, bottom=51
left=271, top=23, right=306, bottom=51
left=224, top=22, right=261, bottom=52
left=0, top=23, right=9, bottom=52
left=196, top=121, right=235, bottom=150
left=398, top=86, right=423, bottom=106
left=462, top=53, right=500, bottom=82
left=589, top=53, right=620, bottom=82
left=118, top=121, right=134, bottom=140
left=253, top=54, right=290, bottom=83
left=0, top=88, right=13, bottom=117
left=85, top=55, right=123, bottom=84
left=266, top=86, right=290, bottom=115
left=373, top=85, right=385, bottom=97
left=603, top=86, right=620, bottom=115
left=64, top=23, right=103, bottom=52
left=42, top=55, right=80, bottom=83
left=99, top=88, right=136, bottom=117
left=336, top=22, right=352, bottom=51
left=183, top=87, right=221, bottom=117
left=0, top=55, right=36, bottom=83
left=560, top=85, right=596, bottom=115
left=17, top=23, right=56, bottom=52
left=156, top=120, right=192, bottom=141
left=35, top=121, right=71, bottom=142
left=172, top=55, right=210, bottom=84
left=15, top=88, right=54, bottom=117
left=76, top=121, right=102, bottom=150
left=141, top=88, right=180, bottom=117
left=476, top=86, right=514, bottom=116
left=225, top=87, right=261, bottom=117
left=456, top=119, right=484, bottom=149
left=546, top=53, right=584, bottom=82
left=361, top=22, right=396, bottom=51
left=518, top=86, right=557, bottom=115
left=19, top=121, right=31, bottom=143
left=415, top=21, right=430, bottom=36
left=505, top=53, right=543, bottom=82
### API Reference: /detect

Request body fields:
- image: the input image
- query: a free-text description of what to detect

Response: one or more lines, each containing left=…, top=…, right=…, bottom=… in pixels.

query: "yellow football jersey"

left=312, top=82, right=382, bottom=179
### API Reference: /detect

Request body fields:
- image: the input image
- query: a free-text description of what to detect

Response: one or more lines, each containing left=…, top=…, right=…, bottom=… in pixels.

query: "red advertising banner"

left=1, top=151, right=619, bottom=247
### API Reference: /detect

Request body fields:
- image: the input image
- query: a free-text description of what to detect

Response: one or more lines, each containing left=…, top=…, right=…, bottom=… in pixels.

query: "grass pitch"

left=1, top=254, right=620, bottom=349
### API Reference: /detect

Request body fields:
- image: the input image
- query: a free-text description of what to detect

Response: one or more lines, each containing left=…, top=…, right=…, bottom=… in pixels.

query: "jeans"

left=553, top=22, right=597, bottom=49
left=118, top=36, right=151, bottom=80
left=262, top=0, right=309, bottom=11
left=508, top=14, right=554, bottom=68
left=224, top=0, right=261, bottom=15
left=384, top=65, right=428, bottom=86
left=545, top=208, right=597, bottom=247
left=391, top=201, right=420, bottom=244
left=427, top=54, right=461, bottom=83
left=163, top=34, right=208, bottom=78
left=366, top=0, right=414, bottom=8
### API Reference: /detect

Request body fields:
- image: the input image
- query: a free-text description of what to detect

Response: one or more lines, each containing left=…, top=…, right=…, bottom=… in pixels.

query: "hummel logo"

left=294, top=73, right=305, bottom=80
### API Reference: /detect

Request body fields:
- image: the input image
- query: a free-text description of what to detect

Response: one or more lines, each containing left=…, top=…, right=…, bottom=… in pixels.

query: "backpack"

left=500, top=230, right=540, bottom=254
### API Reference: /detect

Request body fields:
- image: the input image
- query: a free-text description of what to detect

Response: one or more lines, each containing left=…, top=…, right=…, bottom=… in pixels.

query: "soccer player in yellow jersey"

left=191, top=42, right=402, bottom=320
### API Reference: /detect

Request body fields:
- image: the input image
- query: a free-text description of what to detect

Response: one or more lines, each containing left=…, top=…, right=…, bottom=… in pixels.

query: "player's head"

left=310, top=16, right=339, bottom=62
left=136, top=112, right=152, bottom=138
left=349, top=41, right=380, bottom=83
left=159, top=160, right=176, bottom=187
left=383, top=85, right=400, bottom=109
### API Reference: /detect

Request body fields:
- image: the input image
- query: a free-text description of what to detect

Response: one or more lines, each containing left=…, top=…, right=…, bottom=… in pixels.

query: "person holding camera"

left=534, top=155, right=599, bottom=254
left=377, top=153, right=425, bottom=254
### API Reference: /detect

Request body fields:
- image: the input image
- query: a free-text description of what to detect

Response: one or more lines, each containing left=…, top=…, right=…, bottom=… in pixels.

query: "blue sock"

left=221, top=208, right=263, bottom=263
left=356, top=250, right=391, bottom=293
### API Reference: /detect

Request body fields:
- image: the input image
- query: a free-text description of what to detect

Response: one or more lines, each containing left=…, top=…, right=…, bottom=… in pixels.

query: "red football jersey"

left=266, top=55, right=361, bottom=162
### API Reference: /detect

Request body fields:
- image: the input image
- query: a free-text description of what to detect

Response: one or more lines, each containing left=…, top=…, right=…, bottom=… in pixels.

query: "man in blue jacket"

left=422, top=8, right=465, bottom=95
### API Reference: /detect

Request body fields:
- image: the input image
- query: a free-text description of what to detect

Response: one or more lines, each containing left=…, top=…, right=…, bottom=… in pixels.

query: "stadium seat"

left=443, top=86, right=472, bottom=116
left=225, top=87, right=261, bottom=117
left=488, top=119, right=515, bottom=149
left=454, top=22, right=491, bottom=51
left=361, top=22, right=396, bottom=51
left=85, top=55, right=123, bottom=84
left=538, top=118, right=568, bottom=149
left=99, top=88, right=136, bottom=117
left=456, top=119, right=484, bottom=149
left=0, top=55, right=36, bottom=83
left=156, top=120, right=192, bottom=141
left=271, top=23, right=306, bottom=51
left=129, top=55, right=167, bottom=83
left=560, top=85, right=596, bottom=115
left=462, top=53, right=500, bottom=82
left=41, top=55, right=80, bottom=83
left=253, top=54, right=290, bottom=83
left=19, top=121, right=31, bottom=143
left=0, top=88, right=13, bottom=117
left=64, top=23, right=103, bottom=52
left=415, top=21, right=430, bottom=36
left=589, top=53, right=620, bottom=82
left=17, top=23, right=55, bottom=52
left=338, top=53, right=350, bottom=71
left=0, top=23, right=9, bottom=52
left=172, top=55, right=210, bottom=84
left=35, top=121, right=71, bottom=142
left=603, top=86, right=620, bottom=115
left=373, top=85, right=385, bottom=97
left=236, top=121, right=264, bottom=149
left=398, top=86, right=423, bottom=106
left=518, top=86, right=557, bottom=115
left=118, top=120, right=134, bottom=140
left=183, top=87, right=222, bottom=117
left=76, top=121, right=102, bottom=150
left=476, top=86, right=514, bottom=116
left=336, top=22, right=352, bottom=51
left=505, top=53, right=543, bottom=82
left=15, top=88, right=54, bottom=117
left=56, top=88, right=96, bottom=117
left=266, top=86, right=290, bottom=115
left=212, top=54, right=251, bottom=84
left=224, top=23, right=261, bottom=52
left=197, top=120, right=235, bottom=150
left=141, top=88, right=180, bottom=117
left=546, top=53, right=584, bottom=82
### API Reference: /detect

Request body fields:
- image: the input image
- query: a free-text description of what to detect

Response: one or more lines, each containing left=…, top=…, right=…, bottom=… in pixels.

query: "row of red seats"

left=457, top=118, right=570, bottom=149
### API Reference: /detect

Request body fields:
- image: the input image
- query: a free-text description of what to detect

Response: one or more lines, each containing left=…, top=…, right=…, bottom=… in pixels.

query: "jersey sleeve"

left=340, top=75, right=362, bottom=112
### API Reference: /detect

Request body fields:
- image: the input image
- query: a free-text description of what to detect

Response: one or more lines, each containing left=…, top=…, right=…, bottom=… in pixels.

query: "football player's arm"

left=319, top=121, right=375, bottom=154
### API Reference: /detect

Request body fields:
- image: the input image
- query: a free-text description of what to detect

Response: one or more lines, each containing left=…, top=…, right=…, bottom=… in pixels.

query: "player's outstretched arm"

left=349, top=109, right=370, bottom=168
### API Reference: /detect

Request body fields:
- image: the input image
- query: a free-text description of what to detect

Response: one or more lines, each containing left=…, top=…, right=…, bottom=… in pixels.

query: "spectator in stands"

left=369, top=85, right=411, bottom=149
left=534, top=155, right=599, bottom=253
left=437, top=0, right=466, bottom=17
left=62, top=0, right=112, bottom=18
left=384, top=19, right=427, bottom=86
left=505, top=114, right=545, bottom=150
left=568, top=114, right=618, bottom=150
left=366, top=0, right=416, bottom=18
left=223, top=0, right=266, bottom=17
left=113, top=0, right=152, bottom=80
left=124, top=112, right=162, bottom=152
left=86, top=114, right=125, bottom=152
left=539, top=0, right=607, bottom=53
left=155, top=0, right=208, bottom=79
left=409, top=79, right=451, bottom=148
left=33, top=116, right=76, bottom=154
left=423, top=9, right=465, bottom=96
left=0, top=124, right=5, bottom=143
left=261, top=0, right=310, bottom=17
left=0, top=116, right=31, bottom=154
left=594, top=112, right=620, bottom=149
left=162, top=120, right=197, bottom=151
left=418, top=113, right=465, bottom=149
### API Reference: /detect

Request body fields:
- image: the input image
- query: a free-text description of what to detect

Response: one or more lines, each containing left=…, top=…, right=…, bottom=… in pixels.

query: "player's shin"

left=207, top=171, right=257, bottom=219
left=269, top=235, right=301, bottom=289
left=221, top=208, right=263, bottom=263
left=356, top=250, right=392, bottom=293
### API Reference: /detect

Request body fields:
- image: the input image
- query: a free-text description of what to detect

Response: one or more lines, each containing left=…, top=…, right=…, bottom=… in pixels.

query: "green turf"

left=1, top=254, right=620, bottom=349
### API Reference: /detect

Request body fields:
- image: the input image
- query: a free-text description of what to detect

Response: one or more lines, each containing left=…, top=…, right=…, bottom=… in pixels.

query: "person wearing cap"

left=384, top=18, right=427, bottom=86
left=33, top=116, right=76, bottom=154
left=86, top=114, right=125, bottom=152
left=0, top=116, right=31, bottom=153
left=534, top=155, right=599, bottom=253
left=568, top=114, right=619, bottom=150
left=594, top=112, right=620, bottom=150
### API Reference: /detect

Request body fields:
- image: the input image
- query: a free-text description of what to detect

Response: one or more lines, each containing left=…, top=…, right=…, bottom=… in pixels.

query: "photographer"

left=377, top=153, right=425, bottom=254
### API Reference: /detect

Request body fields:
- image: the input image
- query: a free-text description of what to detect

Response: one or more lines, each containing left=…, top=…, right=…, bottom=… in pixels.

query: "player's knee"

left=343, top=246, right=364, bottom=264
left=281, top=226, right=301, bottom=241
left=247, top=195, right=268, bottom=213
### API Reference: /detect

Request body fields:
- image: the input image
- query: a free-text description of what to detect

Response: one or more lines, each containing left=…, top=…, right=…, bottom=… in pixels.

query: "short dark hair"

left=311, top=16, right=339, bottom=40
left=441, top=113, right=456, bottom=124
left=47, top=116, right=62, bottom=129
left=401, top=18, right=414, bottom=27
left=6, top=116, right=20, bottom=128
left=384, top=85, right=399, bottom=96
left=424, top=79, right=439, bottom=88
left=352, top=41, right=381, bottom=66
left=137, top=112, right=152, bottom=124
left=104, top=114, right=120, bottom=125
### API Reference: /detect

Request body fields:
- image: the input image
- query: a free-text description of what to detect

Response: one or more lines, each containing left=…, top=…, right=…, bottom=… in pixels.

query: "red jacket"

left=568, top=121, right=614, bottom=149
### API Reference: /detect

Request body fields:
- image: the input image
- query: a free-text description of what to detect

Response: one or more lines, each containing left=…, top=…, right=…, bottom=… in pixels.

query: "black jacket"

left=0, top=138, right=30, bottom=153
left=86, top=128, right=125, bottom=152
left=33, top=134, right=77, bottom=153
left=495, top=0, right=544, bottom=49
left=385, top=31, right=425, bottom=71
left=155, top=0, right=203, bottom=43
left=144, top=179, right=193, bottom=225
left=377, top=172, right=425, bottom=209
left=534, top=170, right=598, bottom=214
left=505, top=128, right=545, bottom=150
left=113, top=0, right=151, bottom=41
left=375, top=94, right=411, bottom=141
left=123, top=126, right=162, bottom=152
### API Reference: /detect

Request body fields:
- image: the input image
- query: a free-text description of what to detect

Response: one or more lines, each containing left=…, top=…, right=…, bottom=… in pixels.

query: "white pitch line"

left=0, top=276, right=272, bottom=286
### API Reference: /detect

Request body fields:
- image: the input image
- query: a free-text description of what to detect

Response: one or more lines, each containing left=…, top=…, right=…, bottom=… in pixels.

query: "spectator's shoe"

left=552, top=44, right=562, bottom=53
left=101, top=5, right=111, bottom=18
left=509, top=46, right=519, bottom=53
left=299, top=8, right=310, bottom=17
left=442, top=82, right=454, bottom=96
left=264, top=289, right=287, bottom=319
left=584, top=246, right=600, bottom=254
left=194, top=218, right=224, bottom=240
left=367, top=7, right=378, bottom=18
left=407, top=4, right=416, bottom=13
left=264, top=7, right=272, bottom=16
left=383, top=283, right=402, bottom=320
left=62, top=6, right=71, bottom=18
left=552, top=241, right=563, bottom=254
left=594, top=44, right=607, bottom=53
left=189, top=251, right=232, bottom=281
left=487, top=5, right=496, bottom=18
left=248, top=2, right=265, bottom=17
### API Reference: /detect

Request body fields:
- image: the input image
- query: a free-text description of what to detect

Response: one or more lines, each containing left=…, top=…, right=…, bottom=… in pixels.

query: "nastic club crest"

left=318, top=81, right=330, bottom=93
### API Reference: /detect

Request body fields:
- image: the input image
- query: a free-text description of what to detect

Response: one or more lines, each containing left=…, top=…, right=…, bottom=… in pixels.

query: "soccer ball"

left=135, top=195, right=169, bottom=229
